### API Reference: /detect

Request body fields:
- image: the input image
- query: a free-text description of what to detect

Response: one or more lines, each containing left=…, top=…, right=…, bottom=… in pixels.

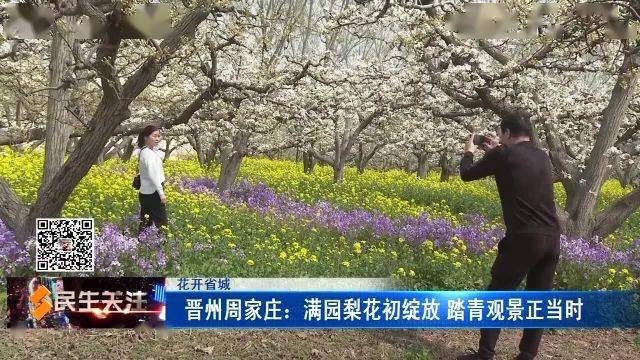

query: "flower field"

left=1, top=148, right=639, bottom=291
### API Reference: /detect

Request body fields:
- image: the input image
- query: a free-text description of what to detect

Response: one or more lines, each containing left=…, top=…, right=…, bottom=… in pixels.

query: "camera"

left=473, top=134, right=489, bottom=146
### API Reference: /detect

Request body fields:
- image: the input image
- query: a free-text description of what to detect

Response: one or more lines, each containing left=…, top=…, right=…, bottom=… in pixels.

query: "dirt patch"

left=0, top=329, right=428, bottom=360
left=0, top=329, right=637, bottom=359
left=417, top=329, right=640, bottom=359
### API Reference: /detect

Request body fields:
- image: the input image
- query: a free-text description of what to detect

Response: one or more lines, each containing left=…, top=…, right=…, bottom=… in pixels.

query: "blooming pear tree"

left=393, top=1, right=640, bottom=238
left=0, top=0, right=239, bottom=243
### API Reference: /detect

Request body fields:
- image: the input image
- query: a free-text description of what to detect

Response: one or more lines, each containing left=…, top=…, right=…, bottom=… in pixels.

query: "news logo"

left=28, top=284, right=53, bottom=321
left=6, top=277, right=166, bottom=329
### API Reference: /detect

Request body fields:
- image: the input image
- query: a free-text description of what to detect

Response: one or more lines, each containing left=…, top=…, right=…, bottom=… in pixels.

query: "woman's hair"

left=137, top=125, right=160, bottom=148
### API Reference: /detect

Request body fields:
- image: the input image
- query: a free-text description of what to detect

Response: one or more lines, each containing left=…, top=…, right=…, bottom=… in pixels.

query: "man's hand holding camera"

left=465, top=133, right=499, bottom=154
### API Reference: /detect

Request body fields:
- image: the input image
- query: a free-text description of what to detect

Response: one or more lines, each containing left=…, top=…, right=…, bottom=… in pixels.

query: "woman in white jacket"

left=136, top=125, right=168, bottom=232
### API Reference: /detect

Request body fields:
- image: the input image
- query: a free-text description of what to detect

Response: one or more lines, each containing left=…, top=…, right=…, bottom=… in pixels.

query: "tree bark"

left=104, top=136, right=134, bottom=160
left=30, top=141, right=45, bottom=151
left=303, top=150, right=315, bottom=173
left=333, top=163, right=346, bottom=183
left=164, top=139, right=188, bottom=162
left=98, top=137, right=120, bottom=163
left=66, top=137, right=78, bottom=155
left=204, top=144, right=218, bottom=168
left=121, top=137, right=135, bottom=161
left=614, top=159, right=640, bottom=188
left=0, top=179, right=28, bottom=231
left=355, top=143, right=384, bottom=174
left=439, top=150, right=454, bottom=182
left=10, top=144, right=24, bottom=153
left=565, top=51, right=639, bottom=238
left=356, top=143, right=366, bottom=174
left=332, top=145, right=349, bottom=183
left=40, top=19, right=76, bottom=199
left=187, top=133, right=206, bottom=167
left=217, top=131, right=249, bottom=192
left=592, top=187, right=640, bottom=238
left=404, top=159, right=413, bottom=173
left=416, top=152, right=429, bottom=179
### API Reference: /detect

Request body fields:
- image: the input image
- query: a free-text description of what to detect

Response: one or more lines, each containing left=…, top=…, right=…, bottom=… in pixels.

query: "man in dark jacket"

left=456, top=112, right=561, bottom=360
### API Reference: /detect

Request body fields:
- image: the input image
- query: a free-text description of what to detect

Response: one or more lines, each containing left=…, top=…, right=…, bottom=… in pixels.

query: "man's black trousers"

left=478, top=232, right=560, bottom=359
left=139, top=191, right=168, bottom=232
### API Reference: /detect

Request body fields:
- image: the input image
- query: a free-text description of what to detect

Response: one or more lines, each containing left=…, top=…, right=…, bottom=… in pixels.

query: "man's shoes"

left=456, top=348, right=492, bottom=360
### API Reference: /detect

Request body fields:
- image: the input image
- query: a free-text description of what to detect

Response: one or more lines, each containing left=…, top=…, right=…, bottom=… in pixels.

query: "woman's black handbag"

left=132, top=174, right=141, bottom=189
left=133, top=147, right=143, bottom=190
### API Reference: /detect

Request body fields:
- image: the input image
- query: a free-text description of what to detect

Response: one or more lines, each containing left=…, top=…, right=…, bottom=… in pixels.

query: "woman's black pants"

left=139, top=191, right=168, bottom=232
left=477, top=232, right=561, bottom=360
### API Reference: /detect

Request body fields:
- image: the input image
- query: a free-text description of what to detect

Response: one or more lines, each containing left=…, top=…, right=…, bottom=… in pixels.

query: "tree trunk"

left=332, top=148, right=347, bottom=183
left=187, top=133, right=206, bottom=167
left=15, top=103, right=132, bottom=243
left=121, top=137, right=135, bottom=161
left=355, top=143, right=384, bottom=175
left=439, top=151, right=454, bottom=182
left=316, top=156, right=330, bottom=167
left=40, top=20, right=75, bottom=200
left=592, top=187, right=640, bottom=238
left=0, top=179, right=28, bottom=231
left=66, top=137, right=78, bottom=154
left=404, top=160, right=412, bottom=173
left=104, top=136, right=134, bottom=160
left=204, top=145, right=218, bottom=168
left=217, top=131, right=249, bottom=192
left=30, top=141, right=45, bottom=151
left=96, top=152, right=105, bottom=164
left=10, top=144, right=25, bottom=153
left=356, top=143, right=366, bottom=174
left=416, top=153, right=429, bottom=179
left=2, top=7, right=212, bottom=244
left=564, top=52, right=639, bottom=239
left=615, top=160, right=640, bottom=188
left=303, top=150, right=315, bottom=173
left=217, top=152, right=244, bottom=192
left=162, top=138, right=174, bottom=162
left=98, top=137, right=119, bottom=163
left=333, top=164, right=346, bottom=183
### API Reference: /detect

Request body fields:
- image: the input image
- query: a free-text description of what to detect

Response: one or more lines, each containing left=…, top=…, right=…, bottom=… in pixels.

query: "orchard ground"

left=0, top=289, right=639, bottom=359
left=0, top=327, right=638, bottom=359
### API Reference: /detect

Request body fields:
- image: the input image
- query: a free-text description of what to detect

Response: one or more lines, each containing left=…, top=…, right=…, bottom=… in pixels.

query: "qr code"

left=35, top=218, right=94, bottom=272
